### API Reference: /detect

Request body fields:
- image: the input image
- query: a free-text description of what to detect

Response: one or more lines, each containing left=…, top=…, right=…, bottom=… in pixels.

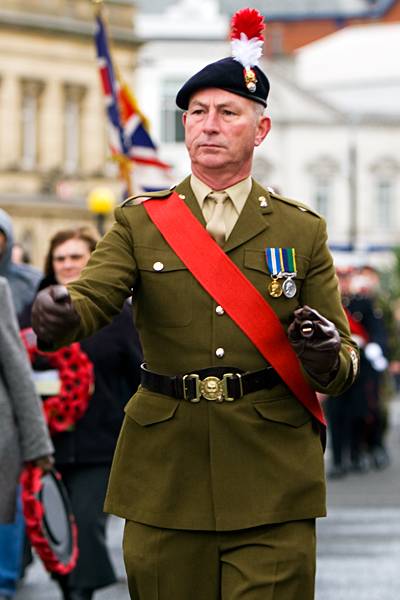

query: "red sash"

left=144, top=191, right=325, bottom=425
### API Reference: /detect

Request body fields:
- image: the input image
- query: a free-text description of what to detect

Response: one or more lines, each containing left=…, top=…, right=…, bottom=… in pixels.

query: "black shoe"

left=327, top=464, right=347, bottom=480
left=371, top=446, right=390, bottom=470
left=351, top=454, right=369, bottom=473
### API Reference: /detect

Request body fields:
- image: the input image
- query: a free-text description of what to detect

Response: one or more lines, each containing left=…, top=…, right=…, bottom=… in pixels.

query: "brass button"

left=153, top=261, right=164, bottom=271
left=215, top=305, right=225, bottom=316
left=215, top=347, right=225, bottom=358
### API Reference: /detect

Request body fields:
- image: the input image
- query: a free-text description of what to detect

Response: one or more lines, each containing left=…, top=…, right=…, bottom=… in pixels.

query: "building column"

left=0, top=75, right=20, bottom=168
left=40, top=79, right=63, bottom=170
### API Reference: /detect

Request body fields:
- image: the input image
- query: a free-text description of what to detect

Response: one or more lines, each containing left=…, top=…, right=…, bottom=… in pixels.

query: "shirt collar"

left=190, top=174, right=252, bottom=215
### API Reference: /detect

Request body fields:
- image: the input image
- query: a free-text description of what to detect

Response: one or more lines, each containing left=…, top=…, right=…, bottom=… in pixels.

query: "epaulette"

left=120, top=186, right=176, bottom=207
left=267, top=188, right=321, bottom=218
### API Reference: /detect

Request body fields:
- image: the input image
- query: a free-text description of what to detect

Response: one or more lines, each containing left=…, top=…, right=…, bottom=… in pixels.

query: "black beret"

left=176, top=57, right=270, bottom=110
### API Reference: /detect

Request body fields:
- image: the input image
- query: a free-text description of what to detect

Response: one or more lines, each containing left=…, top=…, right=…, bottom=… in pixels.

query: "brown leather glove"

left=31, top=285, right=80, bottom=347
left=31, top=455, right=55, bottom=473
left=287, top=305, right=341, bottom=385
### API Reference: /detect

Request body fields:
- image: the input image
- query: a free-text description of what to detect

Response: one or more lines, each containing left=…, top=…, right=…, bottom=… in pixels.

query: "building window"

left=161, top=79, right=185, bottom=143
left=370, top=156, right=399, bottom=231
left=375, top=179, right=394, bottom=229
left=314, top=178, right=331, bottom=219
left=307, top=155, right=339, bottom=221
left=20, top=80, right=43, bottom=171
left=64, top=85, right=85, bottom=175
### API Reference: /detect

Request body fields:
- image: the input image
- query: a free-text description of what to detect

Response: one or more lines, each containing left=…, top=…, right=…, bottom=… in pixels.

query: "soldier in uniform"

left=31, top=9, right=358, bottom=600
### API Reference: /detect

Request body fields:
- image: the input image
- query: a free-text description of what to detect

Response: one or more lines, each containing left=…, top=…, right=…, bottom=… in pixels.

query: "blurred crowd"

left=324, top=264, right=400, bottom=479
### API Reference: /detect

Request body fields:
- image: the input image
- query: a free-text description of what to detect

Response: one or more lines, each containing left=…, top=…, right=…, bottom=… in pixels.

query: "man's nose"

left=202, top=110, right=219, bottom=132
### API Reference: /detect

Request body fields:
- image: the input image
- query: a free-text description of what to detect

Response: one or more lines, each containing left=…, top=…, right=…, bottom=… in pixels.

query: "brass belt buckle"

left=200, top=376, right=224, bottom=402
left=183, top=372, right=243, bottom=403
left=222, top=373, right=242, bottom=402
left=183, top=373, right=201, bottom=402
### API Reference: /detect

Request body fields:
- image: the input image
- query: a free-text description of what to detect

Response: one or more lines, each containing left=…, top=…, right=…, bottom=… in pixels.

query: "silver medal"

left=282, top=277, right=297, bottom=298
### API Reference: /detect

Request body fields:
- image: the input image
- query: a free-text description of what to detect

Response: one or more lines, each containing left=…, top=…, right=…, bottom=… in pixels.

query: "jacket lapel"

left=224, top=180, right=272, bottom=253
left=175, top=177, right=272, bottom=252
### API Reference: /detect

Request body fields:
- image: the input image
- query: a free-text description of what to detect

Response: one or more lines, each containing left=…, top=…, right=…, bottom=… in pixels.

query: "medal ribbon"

left=265, top=248, right=297, bottom=276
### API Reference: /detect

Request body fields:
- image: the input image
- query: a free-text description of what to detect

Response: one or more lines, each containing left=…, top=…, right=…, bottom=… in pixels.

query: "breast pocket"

left=243, top=249, right=308, bottom=308
left=135, top=247, right=193, bottom=327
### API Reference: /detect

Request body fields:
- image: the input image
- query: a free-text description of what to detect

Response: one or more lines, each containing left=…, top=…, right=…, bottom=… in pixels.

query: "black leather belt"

left=140, top=364, right=282, bottom=403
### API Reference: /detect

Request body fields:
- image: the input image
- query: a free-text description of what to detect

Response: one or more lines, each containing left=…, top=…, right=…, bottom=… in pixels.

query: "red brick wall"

left=264, top=0, right=400, bottom=55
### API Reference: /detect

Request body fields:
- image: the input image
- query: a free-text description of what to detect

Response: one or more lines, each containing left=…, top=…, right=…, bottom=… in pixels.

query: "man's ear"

left=255, top=116, right=271, bottom=147
left=182, top=112, right=188, bottom=127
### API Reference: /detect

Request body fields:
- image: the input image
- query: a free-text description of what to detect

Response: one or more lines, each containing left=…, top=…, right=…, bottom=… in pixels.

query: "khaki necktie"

left=205, top=191, right=229, bottom=246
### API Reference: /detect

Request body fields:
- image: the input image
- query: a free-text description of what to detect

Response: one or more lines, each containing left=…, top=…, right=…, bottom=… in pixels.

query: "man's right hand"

left=31, top=285, right=80, bottom=346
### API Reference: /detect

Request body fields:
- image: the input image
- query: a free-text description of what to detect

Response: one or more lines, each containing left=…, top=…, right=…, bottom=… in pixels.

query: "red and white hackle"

left=230, top=8, right=265, bottom=92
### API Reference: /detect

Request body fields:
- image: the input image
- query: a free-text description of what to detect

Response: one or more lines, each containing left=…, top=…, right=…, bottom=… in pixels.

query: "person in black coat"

left=20, top=227, right=142, bottom=600
left=325, top=268, right=389, bottom=478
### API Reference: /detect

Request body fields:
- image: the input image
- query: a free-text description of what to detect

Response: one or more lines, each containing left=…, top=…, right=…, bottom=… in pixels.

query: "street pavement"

left=15, top=399, right=400, bottom=600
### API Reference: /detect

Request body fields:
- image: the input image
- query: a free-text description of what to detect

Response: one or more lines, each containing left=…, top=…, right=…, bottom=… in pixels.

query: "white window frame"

left=161, top=79, right=185, bottom=144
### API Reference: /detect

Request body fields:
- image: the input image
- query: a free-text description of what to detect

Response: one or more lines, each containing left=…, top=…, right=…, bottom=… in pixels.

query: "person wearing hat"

left=31, top=8, right=358, bottom=600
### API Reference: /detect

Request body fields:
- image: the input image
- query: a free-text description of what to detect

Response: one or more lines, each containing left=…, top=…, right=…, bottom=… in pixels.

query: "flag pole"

left=91, top=0, right=133, bottom=196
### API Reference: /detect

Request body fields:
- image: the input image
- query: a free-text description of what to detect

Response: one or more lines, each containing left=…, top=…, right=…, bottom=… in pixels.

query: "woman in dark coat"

left=20, top=227, right=142, bottom=600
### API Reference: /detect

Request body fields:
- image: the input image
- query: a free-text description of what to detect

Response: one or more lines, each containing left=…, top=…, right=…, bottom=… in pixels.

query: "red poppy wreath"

left=21, top=465, right=79, bottom=574
left=20, top=328, right=94, bottom=434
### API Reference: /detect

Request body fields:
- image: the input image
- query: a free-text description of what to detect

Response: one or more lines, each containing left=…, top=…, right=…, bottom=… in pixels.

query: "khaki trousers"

left=122, top=519, right=316, bottom=600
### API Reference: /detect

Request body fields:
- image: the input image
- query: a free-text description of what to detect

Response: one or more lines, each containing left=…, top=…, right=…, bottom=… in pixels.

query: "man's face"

left=0, top=232, right=6, bottom=258
left=183, top=88, right=271, bottom=177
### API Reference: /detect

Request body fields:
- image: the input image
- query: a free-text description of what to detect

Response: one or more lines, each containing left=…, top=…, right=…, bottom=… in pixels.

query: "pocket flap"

left=253, top=396, right=311, bottom=428
left=125, top=392, right=179, bottom=426
left=136, top=247, right=187, bottom=273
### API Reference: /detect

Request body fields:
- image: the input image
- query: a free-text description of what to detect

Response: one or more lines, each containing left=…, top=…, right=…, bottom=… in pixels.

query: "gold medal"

left=268, top=278, right=283, bottom=298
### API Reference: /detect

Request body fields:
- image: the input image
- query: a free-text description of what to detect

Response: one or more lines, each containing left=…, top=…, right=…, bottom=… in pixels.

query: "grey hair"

left=253, top=103, right=266, bottom=118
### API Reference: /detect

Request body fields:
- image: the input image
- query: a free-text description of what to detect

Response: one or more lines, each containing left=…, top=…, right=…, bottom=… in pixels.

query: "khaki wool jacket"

left=60, top=177, right=358, bottom=531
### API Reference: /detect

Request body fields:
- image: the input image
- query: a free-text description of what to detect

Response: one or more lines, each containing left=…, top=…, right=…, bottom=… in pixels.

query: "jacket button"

left=153, top=261, right=164, bottom=271
left=215, top=347, right=225, bottom=358
left=215, top=305, right=225, bottom=316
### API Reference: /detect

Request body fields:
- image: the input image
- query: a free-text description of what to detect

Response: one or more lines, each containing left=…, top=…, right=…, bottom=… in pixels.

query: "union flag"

left=94, top=12, right=174, bottom=193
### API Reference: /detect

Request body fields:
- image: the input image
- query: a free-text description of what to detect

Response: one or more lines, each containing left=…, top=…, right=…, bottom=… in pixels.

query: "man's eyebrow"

left=189, top=100, right=207, bottom=108
left=189, top=100, right=240, bottom=110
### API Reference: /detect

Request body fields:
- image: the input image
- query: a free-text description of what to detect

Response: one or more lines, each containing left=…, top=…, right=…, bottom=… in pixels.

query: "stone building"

left=0, top=0, right=139, bottom=268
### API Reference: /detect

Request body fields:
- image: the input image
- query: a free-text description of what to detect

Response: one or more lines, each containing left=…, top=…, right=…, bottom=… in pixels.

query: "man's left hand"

left=287, top=305, right=341, bottom=385
left=31, top=455, right=55, bottom=472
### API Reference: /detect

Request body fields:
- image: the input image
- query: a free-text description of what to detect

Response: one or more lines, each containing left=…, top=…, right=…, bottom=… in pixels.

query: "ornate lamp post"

left=87, top=187, right=116, bottom=236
